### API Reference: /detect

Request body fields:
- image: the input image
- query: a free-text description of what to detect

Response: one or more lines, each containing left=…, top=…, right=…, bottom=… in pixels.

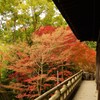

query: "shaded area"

left=53, top=0, right=98, bottom=41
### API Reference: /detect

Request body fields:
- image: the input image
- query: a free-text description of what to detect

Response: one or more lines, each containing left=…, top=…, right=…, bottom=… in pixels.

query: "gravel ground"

left=72, top=80, right=98, bottom=100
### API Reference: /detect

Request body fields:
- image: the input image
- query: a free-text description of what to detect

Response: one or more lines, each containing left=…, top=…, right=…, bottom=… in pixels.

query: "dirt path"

left=72, top=80, right=98, bottom=100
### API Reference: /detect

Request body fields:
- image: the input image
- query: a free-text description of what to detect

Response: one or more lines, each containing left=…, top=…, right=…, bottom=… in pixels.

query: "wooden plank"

left=72, top=81, right=97, bottom=100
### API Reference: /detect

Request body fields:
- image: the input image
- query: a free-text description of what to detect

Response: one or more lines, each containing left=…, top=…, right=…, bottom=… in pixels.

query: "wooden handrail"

left=34, top=70, right=83, bottom=100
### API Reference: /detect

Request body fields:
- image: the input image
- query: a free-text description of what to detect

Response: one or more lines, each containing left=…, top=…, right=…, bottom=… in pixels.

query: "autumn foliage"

left=0, top=26, right=96, bottom=99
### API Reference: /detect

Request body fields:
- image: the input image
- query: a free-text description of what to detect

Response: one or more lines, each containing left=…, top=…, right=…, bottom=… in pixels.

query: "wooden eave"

left=53, top=0, right=98, bottom=41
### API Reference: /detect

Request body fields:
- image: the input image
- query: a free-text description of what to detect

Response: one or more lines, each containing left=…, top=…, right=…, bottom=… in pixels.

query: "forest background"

left=0, top=0, right=96, bottom=99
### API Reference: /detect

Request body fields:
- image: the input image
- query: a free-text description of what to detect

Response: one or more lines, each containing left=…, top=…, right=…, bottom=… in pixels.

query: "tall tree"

left=0, top=0, right=66, bottom=43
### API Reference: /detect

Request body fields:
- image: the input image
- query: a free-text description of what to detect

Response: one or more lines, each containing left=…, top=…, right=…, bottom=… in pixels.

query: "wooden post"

left=49, top=90, right=60, bottom=100
left=96, top=31, right=100, bottom=100
left=98, top=89, right=100, bottom=100
left=60, top=84, right=67, bottom=99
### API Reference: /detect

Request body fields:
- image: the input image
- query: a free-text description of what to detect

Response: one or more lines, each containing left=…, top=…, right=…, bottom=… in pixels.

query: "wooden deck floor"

left=72, top=80, right=98, bottom=100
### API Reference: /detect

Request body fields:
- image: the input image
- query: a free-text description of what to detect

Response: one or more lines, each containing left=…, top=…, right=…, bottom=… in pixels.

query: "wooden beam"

left=96, top=31, right=100, bottom=100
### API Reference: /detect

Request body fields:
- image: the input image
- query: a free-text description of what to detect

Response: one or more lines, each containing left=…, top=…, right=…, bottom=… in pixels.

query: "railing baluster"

left=49, top=90, right=60, bottom=100
left=60, top=84, right=67, bottom=100
left=71, top=78, right=74, bottom=90
left=67, top=81, right=70, bottom=97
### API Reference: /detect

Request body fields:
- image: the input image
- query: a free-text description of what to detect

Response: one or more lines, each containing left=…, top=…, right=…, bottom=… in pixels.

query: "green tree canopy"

left=0, top=0, right=66, bottom=43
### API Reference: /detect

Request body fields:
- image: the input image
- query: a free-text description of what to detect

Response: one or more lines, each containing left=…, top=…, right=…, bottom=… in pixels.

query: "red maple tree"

left=0, top=26, right=96, bottom=99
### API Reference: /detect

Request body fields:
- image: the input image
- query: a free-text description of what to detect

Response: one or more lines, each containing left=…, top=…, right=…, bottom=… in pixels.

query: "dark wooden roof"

left=53, top=0, right=98, bottom=41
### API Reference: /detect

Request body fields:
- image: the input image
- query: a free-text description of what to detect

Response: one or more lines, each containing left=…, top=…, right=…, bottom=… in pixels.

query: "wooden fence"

left=35, top=70, right=83, bottom=100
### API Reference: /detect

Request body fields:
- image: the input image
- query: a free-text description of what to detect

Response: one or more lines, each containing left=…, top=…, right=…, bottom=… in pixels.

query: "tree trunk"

left=57, top=70, right=59, bottom=84
left=13, top=18, right=16, bottom=42
left=37, top=70, right=41, bottom=96
left=62, top=66, right=64, bottom=79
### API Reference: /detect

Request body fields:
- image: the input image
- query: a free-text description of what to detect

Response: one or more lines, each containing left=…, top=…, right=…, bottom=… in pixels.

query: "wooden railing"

left=35, top=70, right=83, bottom=100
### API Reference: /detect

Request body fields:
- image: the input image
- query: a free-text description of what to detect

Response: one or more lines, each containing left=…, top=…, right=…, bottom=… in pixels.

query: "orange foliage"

left=1, top=26, right=96, bottom=99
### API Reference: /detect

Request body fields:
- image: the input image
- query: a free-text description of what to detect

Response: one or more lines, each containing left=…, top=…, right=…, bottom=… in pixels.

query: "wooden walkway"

left=72, top=80, right=98, bottom=100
